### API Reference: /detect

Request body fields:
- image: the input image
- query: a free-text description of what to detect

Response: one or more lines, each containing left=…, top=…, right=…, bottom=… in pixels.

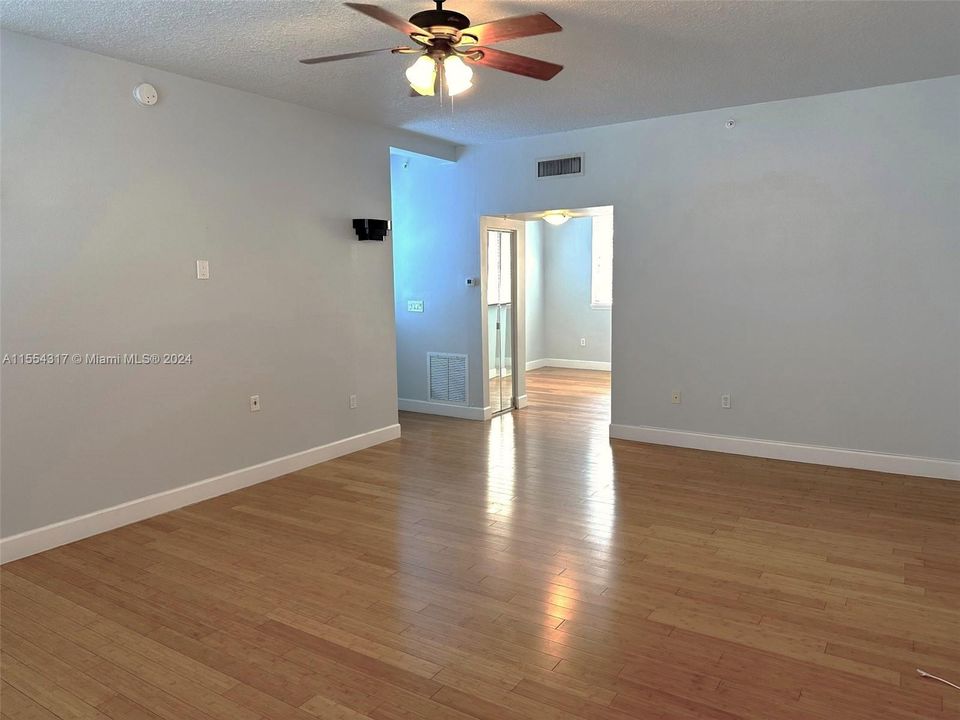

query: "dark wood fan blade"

left=469, top=47, right=563, bottom=81
left=300, top=47, right=403, bottom=64
left=461, top=13, right=561, bottom=46
left=344, top=3, right=433, bottom=38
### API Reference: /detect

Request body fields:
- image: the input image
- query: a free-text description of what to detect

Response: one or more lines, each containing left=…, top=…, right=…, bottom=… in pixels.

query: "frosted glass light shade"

left=443, top=55, right=474, bottom=96
left=543, top=212, right=570, bottom=226
left=406, top=56, right=437, bottom=96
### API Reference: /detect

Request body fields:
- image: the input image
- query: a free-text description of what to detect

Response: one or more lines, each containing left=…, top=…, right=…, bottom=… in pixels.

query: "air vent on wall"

left=537, top=154, right=583, bottom=179
left=428, top=352, right=468, bottom=405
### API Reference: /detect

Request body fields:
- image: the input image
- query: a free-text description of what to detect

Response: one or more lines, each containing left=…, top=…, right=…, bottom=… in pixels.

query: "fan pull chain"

left=439, top=59, right=454, bottom=121
left=439, top=59, right=446, bottom=112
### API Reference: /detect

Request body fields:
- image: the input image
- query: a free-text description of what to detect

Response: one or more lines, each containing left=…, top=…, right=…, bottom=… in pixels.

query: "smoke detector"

left=133, top=83, right=158, bottom=106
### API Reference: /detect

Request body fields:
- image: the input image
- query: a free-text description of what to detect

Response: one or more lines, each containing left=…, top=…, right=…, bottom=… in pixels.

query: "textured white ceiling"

left=3, top=1, right=959, bottom=144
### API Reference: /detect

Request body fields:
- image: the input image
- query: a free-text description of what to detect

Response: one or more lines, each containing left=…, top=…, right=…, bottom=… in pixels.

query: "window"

left=591, top=214, right=613, bottom=308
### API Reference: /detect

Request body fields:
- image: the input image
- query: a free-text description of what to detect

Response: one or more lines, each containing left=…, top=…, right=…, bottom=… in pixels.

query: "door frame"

left=479, top=217, right=526, bottom=417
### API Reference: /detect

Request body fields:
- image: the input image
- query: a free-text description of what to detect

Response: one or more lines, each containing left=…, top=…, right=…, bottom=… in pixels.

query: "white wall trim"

left=527, top=358, right=611, bottom=372
left=399, top=398, right=489, bottom=421
left=609, top=424, right=960, bottom=481
left=0, top=424, right=401, bottom=564
left=516, top=394, right=529, bottom=409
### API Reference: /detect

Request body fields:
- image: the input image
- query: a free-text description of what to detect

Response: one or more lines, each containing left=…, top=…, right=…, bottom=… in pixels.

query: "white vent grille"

left=428, top=352, right=468, bottom=405
left=537, top=154, right=583, bottom=179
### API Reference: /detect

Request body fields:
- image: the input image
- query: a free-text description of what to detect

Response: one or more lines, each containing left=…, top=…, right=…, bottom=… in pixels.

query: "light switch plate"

left=407, top=300, right=424, bottom=313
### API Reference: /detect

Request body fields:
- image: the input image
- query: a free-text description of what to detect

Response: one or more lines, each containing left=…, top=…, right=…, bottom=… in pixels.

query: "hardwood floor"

left=2, top=367, right=958, bottom=719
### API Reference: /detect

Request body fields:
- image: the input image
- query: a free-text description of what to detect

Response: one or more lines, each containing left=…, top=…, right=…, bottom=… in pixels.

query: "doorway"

left=486, top=227, right=515, bottom=415
left=483, top=206, right=613, bottom=422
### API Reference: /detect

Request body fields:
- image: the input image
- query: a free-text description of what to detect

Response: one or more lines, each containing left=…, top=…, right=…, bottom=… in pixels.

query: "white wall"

left=540, top=218, right=612, bottom=364
left=393, top=76, right=960, bottom=468
left=390, top=152, right=478, bottom=408
left=524, top=220, right=545, bottom=363
left=0, top=31, right=455, bottom=541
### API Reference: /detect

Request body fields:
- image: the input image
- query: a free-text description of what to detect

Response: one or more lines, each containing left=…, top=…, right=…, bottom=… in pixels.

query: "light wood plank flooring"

left=2, top=368, right=958, bottom=719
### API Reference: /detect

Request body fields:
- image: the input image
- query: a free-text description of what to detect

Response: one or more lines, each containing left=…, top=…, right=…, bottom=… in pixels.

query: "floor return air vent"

left=428, top=352, right=468, bottom=405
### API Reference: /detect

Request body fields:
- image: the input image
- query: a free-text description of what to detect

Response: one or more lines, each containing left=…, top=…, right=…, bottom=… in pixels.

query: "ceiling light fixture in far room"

left=542, top=211, right=570, bottom=226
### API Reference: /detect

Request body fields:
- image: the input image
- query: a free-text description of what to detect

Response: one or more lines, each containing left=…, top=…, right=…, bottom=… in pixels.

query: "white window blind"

left=591, top=215, right=613, bottom=308
left=487, top=231, right=512, bottom=306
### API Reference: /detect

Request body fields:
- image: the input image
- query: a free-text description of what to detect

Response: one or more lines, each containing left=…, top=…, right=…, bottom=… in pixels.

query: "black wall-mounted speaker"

left=352, top=219, right=391, bottom=241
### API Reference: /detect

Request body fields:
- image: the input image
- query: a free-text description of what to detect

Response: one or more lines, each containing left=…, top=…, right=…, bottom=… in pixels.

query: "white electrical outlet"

left=721, top=393, right=731, bottom=409
left=672, top=391, right=681, bottom=404
left=407, top=300, right=424, bottom=313
left=580, top=338, right=586, bottom=347
left=196, top=259, right=210, bottom=280
left=349, top=394, right=358, bottom=409
left=249, top=395, right=260, bottom=412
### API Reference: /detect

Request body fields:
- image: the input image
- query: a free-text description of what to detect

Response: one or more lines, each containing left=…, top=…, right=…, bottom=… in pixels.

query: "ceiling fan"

left=300, top=1, right=564, bottom=97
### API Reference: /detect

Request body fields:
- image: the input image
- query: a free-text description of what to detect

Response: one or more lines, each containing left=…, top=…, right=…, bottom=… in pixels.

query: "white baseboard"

left=399, top=398, right=488, bottom=421
left=527, top=358, right=611, bottom=372
left=0, top=424, right=401, bottom=564
left=516, top=394, right=529, bottom=409
left=609, top=424, right=960, bottom=481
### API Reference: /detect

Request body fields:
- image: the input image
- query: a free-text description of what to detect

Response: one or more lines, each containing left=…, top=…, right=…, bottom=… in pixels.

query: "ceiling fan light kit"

left=300, top=1, right=563, bottom=99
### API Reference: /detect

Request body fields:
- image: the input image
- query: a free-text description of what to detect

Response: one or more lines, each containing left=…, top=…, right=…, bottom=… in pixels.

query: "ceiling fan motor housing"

left=408, top=9, right=470, bottom=32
